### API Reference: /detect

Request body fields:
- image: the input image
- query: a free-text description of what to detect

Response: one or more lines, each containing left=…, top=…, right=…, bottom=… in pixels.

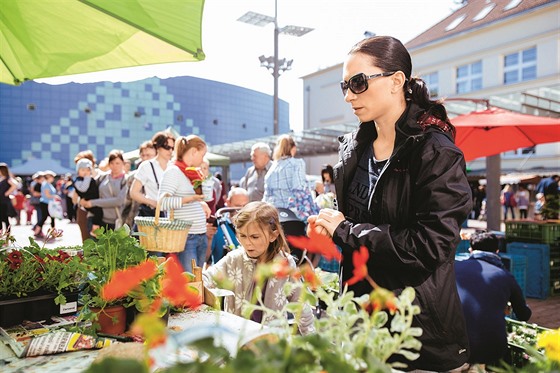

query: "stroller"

left=215, top=206, right=313, bottom=267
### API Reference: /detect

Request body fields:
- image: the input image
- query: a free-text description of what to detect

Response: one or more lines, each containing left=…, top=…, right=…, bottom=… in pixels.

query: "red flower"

left=287, top=222, right=342, bottom=262
left=162, top=256, right=202, bottom=309
left=296, top=264, right=321, bottom=290
left=7, top=251, right=23, bottom=270
left=271, top=259, right=292, bottom=278
left=345, top=246, right=369, bottom=286
left=101, top=260, right=158, bottom=301
left=56, top=250, right=70, bottom=263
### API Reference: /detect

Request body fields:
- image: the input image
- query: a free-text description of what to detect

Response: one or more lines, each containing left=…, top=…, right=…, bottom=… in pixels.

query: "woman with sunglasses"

left=308, top=36, right=472, bottom=372
left=130, top=131, right=176, bottom=224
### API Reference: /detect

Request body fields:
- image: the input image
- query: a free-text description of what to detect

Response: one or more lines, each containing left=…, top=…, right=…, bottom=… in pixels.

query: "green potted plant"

left=78, top=225, right=147, bottom=334
left=0, top=228, right=87, bottom=327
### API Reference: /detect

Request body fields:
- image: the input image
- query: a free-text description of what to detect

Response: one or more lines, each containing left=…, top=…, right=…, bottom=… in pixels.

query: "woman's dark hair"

left=152, top=131, right=176, bottom=151
left=349, top=36, right=450, bottom=123
left=321, top=164, right=334, bottom=183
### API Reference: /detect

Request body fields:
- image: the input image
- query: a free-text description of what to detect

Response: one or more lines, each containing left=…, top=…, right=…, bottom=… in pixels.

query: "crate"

left=499, top=253, right=527, bottom=297
left=506, top=318, right=550, bottom=369
left=506, top=242, right=550, bottom=299
left=456, top=239, right=470, bottom=254
left=505, top=221, right=560, bottom=245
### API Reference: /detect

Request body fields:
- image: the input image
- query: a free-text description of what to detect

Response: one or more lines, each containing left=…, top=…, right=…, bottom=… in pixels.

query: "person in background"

left=33, top=170, right=58, bottom=239
left=159, top=135, right=210, bottom=272
left=263, top=135, right=317, bottom=218
left=29, top=172, right=44, bottom=228
left=24, top=193, right=34, bottom=225
left=320, top=164, right=336, bottom=196
left=72, top=150, right=97, bottom=242
left=455, top=232, right=531, bottom=369
left=200, top=158, right=222, bottom=264
left=533, top=192, right=545, bottom=220
left=210, top=187, right=250, bottom=264
left=309, top=36, right=472, bottom=371
left=214, top=172, right=227, bottom=210
left=240, top=142, right=272, bottom=202
left=62, top=173, right=76, bottom=223
left=473, top=184, right=486, bottom=220
left=535, top=175, right=559, bottom=220
left=122, top=139, right=158, bottom=229
left=0, top=163, right=18, bottom=230
left=73, top=158, right=103, bottom=237
left=13, top=188, right=26, bottom=226
left=80, top=150, right=128, bottom=233
left=130, top=132, right=175, bottom=225
left=202, top=201, right=315, bottom=335
left=500, top=184, right=516, bottom=220
left=515, top=184, right=530, bottom=220
left=313, top=165, right=336, bottom=208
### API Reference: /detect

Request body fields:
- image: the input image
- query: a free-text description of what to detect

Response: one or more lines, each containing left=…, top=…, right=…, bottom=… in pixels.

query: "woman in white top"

left=159, top=135, right=210, bottom=272
left=130, top=131, right=175, bottom=218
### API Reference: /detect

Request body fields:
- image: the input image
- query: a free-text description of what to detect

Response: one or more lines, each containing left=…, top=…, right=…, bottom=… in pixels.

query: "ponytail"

left=407, top=76, right=450, bottom=124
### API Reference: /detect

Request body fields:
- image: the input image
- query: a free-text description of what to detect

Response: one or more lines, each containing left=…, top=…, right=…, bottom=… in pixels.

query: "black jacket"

left=332, top=103, right=472, bottom=371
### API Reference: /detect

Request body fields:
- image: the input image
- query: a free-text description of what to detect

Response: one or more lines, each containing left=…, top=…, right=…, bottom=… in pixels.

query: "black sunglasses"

left=160, top=144, right=174, bottom=151
left=340, top=71, right=397, bottom=96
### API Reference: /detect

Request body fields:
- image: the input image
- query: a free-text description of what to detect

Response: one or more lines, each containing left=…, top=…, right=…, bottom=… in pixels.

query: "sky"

left=39, top=0, right=462, bottom=132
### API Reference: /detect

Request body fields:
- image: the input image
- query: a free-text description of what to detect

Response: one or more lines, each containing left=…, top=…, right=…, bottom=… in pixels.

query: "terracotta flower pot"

left=194, top=186, right=202, bottom=195
left=91, top=304, right=127, bottom=334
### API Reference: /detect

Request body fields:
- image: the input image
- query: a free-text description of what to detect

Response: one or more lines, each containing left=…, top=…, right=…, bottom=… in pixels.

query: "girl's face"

left=342, top=52, right=397, bottom=124
left=237, top=222, right=278, bottom=261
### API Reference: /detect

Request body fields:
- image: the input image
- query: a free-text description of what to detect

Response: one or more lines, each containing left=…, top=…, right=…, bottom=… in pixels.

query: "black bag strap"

left=149, top=161, right=159, bottom=189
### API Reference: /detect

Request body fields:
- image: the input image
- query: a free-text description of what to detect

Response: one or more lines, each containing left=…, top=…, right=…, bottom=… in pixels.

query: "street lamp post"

left=237, top=2, right=313, bottom=135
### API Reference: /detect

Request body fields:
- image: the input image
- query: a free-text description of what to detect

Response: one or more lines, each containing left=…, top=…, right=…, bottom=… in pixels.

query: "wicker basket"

left=134, top=195, right=192, bottom=253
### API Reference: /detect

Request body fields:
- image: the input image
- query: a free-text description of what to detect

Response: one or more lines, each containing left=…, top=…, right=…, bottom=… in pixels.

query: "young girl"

left=202, top=201, right=315, bottom=335
left=159, top=135, right=209, bottom=272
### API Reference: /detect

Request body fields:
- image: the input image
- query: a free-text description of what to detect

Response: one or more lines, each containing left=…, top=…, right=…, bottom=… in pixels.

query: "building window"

left=504, top=47, right=537, bottom=84
left=423, top=72, right=439, bottom=98
left=456, top=61, right=482, bottom=94
left=472, top=3, right=495, bottom=22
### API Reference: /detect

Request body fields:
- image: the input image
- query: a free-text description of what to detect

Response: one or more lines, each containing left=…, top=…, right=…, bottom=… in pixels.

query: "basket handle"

left=155, top=193, right=174, bottom=226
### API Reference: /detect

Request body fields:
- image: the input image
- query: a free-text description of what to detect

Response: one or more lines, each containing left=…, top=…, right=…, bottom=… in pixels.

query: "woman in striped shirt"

left=159, top=135, right=210, bottom=272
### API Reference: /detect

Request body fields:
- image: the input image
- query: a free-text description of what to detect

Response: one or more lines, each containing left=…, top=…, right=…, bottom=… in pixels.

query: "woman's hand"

left=308, top=208, right=345, bottom=237
left=80, top=199, right=92, bottom=208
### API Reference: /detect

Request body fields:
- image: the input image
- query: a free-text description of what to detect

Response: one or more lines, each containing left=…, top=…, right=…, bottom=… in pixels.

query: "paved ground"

left=8, top=215, right=83, bottom=249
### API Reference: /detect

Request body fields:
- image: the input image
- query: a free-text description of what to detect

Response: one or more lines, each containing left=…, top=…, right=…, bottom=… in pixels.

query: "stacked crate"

left=505, top=221, right=560, bottom=298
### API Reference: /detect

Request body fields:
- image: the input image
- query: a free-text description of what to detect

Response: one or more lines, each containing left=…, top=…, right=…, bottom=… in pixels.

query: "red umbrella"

left=451, top=107, right=560, bottom=161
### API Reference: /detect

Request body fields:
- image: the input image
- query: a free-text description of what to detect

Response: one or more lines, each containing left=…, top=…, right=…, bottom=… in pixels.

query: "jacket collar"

left=470, top=250, right=504, bottom=269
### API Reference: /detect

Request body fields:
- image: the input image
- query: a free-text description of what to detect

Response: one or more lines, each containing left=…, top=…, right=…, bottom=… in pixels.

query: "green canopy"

left=0, top=0, right=205, bottom=85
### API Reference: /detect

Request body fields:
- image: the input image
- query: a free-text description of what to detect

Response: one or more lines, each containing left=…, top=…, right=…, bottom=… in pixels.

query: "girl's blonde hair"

left=175, top=135, right=206, bottom=160
left=234, top=201, right=290, bottom=263
left=272, top=134, right=296, bottom=161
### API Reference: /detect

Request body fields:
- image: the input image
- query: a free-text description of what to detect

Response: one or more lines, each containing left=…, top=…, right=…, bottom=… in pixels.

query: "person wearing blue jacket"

left=455, top=232, right=531, bottom=368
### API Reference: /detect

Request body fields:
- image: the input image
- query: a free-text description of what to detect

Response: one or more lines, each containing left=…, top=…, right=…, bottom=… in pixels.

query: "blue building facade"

left=0, top=76, right=288, bottom=179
